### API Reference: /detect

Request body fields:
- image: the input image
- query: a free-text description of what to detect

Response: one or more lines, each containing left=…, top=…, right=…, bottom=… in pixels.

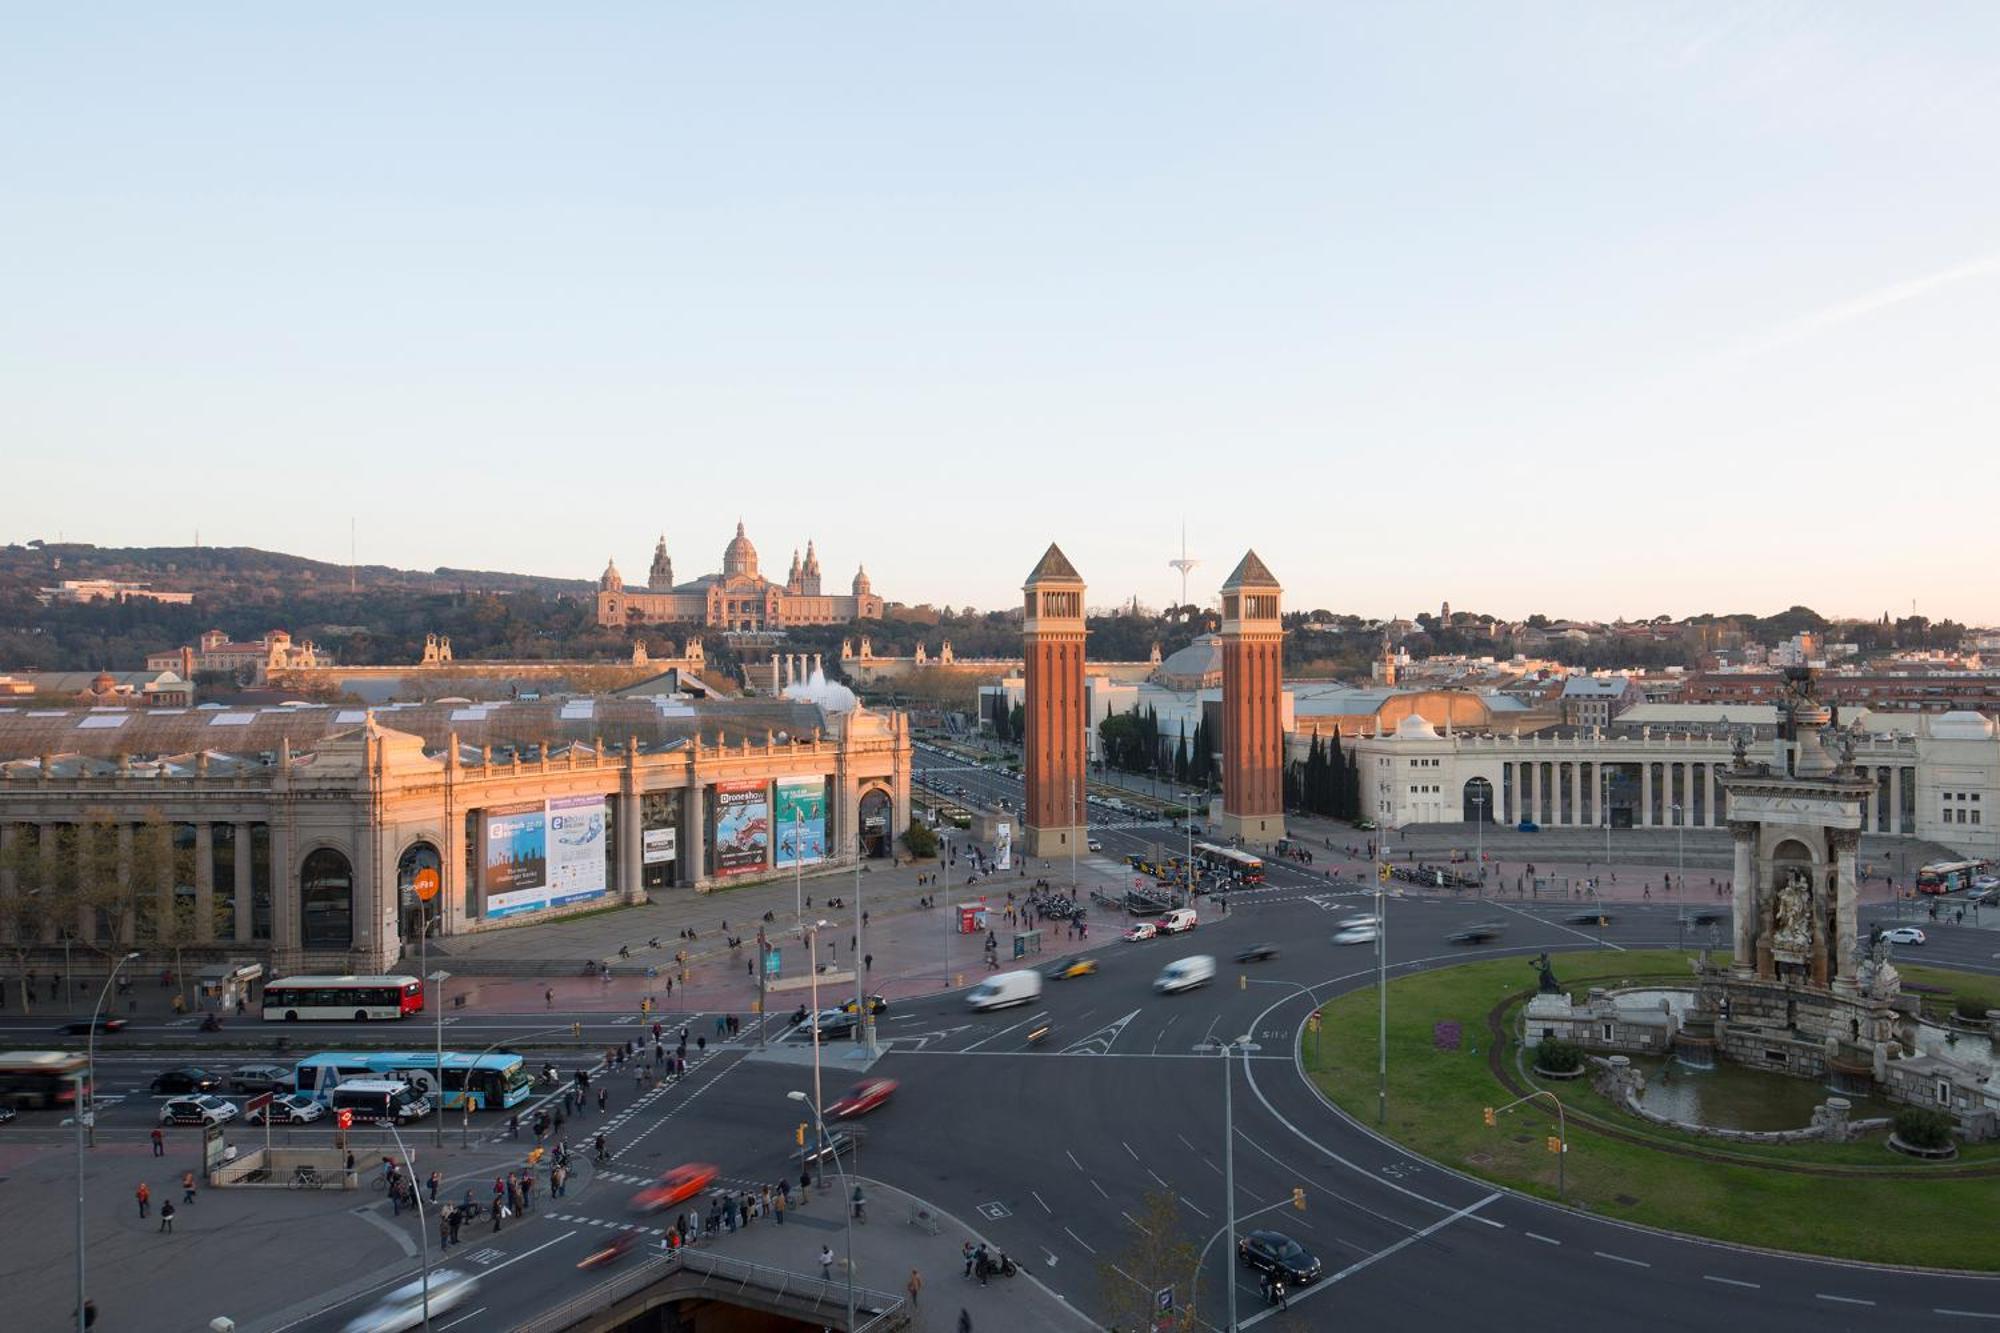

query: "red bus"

left=262, top=975, right=424, bottom=1022
left=0, top=1051, right=89, bottom=1108
left=1916, top=861, right=1983, bottom=895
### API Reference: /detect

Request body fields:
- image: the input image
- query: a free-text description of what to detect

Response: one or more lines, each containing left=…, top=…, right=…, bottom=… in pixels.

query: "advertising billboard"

left=995, top=822, right=1012, bottom=871
left=546, top=794, right=609, bottom=908
left=774, top=777, right=827, bottom=869
left=642, top=827, right=678, bottom=865
left=713, top=780, right=770, bottom=878
left=482, top=801, right=548, bottom=918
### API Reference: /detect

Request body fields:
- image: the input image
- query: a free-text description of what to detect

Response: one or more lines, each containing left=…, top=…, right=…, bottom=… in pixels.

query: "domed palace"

left=596, top=522, right=885, bottom=630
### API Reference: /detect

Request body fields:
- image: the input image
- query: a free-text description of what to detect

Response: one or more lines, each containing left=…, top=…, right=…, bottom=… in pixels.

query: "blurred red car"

left=828, top=1078, right=899, bottom=1118
left=630, top=1162, right=718, bottom=1214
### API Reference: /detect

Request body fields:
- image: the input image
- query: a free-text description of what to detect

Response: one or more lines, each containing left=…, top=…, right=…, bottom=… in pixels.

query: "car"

left=229, top=1063, right=294, bottom=1094
left=1234, top=944, right=1280, bottom=963
left=57, top=1016, right=127, bottom=1036
left=1237, top=1229, right=1323, bottom=1285
left=341, top=1269, right=479, bottom=1333
left=0, top=1106, right=16, bottom=1126
left=797, top=1009, right=858, bottom=1040
left=1972, top=875, right=2000, bottom=893
left=150, top=1067, right=223, bottom=1095
left=1154, top=956, right=1215, bottom=994
left=1879, top=927, right=1926, bottom=946
left=1353, top=819, right=1377, bottom=832
left=247, top=1092, right=325, bottom=1125
left=1331, top=925, right=1379, bottom=946
left=828, top=1077, right=900, bottom=1118
left=1565, top=911, right=1614, bottom=926
left=159, top=1094, right=239, bottom=1126
left=1446, top=924, right=1505, bottom=945
left=1336, top=914, right=1380, bottom=930
left=1046, top=957, right=1099, bottom=980
left=1086, top=839, right=1103, bottom=852
left=630, top=1162, right=719, bottom=1214
left=836, top=994, right=890, bottom=1016
left=1122, top=922, right=1159, bottom=942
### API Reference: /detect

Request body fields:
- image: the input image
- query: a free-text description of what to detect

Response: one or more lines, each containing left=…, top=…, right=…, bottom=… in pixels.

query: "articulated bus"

left=262, top=975, right=424, bottom=1022
left=1192, top=843, right=1265, bottom=885
left=292, top=1050, right=532, bottom=1110
left=0, top=1051, right=89, bottom=1109
left=1916, top=861, right=1985, bottom=895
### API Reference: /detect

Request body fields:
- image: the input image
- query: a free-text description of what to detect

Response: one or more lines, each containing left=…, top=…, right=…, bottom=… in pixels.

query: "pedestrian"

left=545, top=987, right=554, bottom=1009
left=182, top=1169, right=197, bottom=1204
left=865, top=953, right=873, bottom=973
left=963, top=1240, right=976, bottom=1278
left=907, top=1269, right=923, bottom=1308
left=150, top=1127, right=164, bottom=1156
left=159, top=1199, right=176, bottom=1233
left=428, top=1169, right=441, bottom=1204
left=820, top=1245, right=835, bottom=1280
left=774, top=1189, right=786, bottom=1224
left=597, top=1087, right=607, bottom=1113
left=958, top=1308, right=973, bottom=1333
left=439, top=1208, right=451, bottom=1251
left=136, top=1182, right=151, bottom=1218
left=449, top=1206, right=463, bottom=1246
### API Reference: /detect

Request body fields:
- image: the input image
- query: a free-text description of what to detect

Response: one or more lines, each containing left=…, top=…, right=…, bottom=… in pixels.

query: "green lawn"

left=1303, top=949, right=2000, bottom=1270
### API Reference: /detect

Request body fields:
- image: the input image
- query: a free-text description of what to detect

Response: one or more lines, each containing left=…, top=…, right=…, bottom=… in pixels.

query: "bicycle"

left=290, top=1166, right=331, bottom=1191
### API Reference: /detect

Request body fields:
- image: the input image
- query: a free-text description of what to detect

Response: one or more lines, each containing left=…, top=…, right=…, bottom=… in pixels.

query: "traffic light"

left=1546, top=1136, right=1562, bottom=1154
left=1238, top=973, right=1246, bottom=990
left=336, top=1109, right=354, bottom=1130
left=1291, top=1187, right=1306, bottom=1211
left=796, top=1122, right=808, bottom=1147
left=1483, top=1107, right=1497, bottom=1127
left=1378, top=863, right=1390, bottom=882
left=571, top=1021, right=582, bottom=1038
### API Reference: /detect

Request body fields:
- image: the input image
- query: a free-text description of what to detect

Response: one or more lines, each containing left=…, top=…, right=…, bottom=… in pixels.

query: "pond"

left=1621, top=1056, right=1895, bottom=1131
left=1612, top=987, right=1998, bottom=1078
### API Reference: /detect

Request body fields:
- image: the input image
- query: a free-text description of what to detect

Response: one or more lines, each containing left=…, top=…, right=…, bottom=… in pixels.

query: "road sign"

left=1154, top=1284, right=1174, bottom=1312
left=412, top=867, right=441, bottom=902
left=765, top=949, right=782, bottom=976
left=245, top=1092, right=273, bottom=1116
left=337, top=1108, right=354, bottom=1130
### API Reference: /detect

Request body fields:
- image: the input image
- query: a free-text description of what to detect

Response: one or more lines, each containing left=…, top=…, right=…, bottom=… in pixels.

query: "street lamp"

left=429, top=970, right=451, bottom=1146
left=383, top=1116, right=436, bottom=1332
left=1472, top=791, right=1486, bottom=894
left=787, top=1088, right=855, bottom=1331
left=77, top=949, right=139, bottom=1331
left=1670, top=802, right=1685, bottom=951
left=1194, top=1036, right=1260, bottom=1332
left=855, top=836, right=876, bottom=1057
left=804, top=919, right=831, bottom=1149
left=461, top=1026, right=570, bottom=1147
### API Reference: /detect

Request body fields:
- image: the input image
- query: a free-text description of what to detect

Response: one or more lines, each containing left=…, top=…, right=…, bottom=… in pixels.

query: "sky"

left=4, top=3, right=1998, bottom=624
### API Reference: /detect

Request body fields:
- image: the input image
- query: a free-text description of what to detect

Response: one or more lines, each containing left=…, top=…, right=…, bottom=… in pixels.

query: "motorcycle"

left=198, top=1014, right=223, bottom=1032
left=576, top=1234, right=637, bottom=1270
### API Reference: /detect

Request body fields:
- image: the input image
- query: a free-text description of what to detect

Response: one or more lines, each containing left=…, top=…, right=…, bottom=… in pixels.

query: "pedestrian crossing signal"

left=1378, top=863, right=1390, bottom=882
left=336, top=1109, right=353, bottom=1130
left=571, top=1021, right=583, bottom=1038
left=797, top=1122, right=808, bottom=1147
left=1292, top=1187, right=1306, bottom=1211
left=1546, top=1136, right=1562, bottom=1154
left=1483, top=1107, right=1497, bottom=1127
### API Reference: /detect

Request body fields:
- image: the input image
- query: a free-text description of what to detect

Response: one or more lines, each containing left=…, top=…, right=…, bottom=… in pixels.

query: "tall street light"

left=383, top=1116, right=436, bottom=1332
left=1671, top=801, right=1685, bottom=952
left=461, top=1026, right=569, bottom=1147
left=787, top=1089, right=855, bottom=1331
left=1194, top=1036, right=1260, bottom=1332
left=1374, top=831, right=1388, bottom=1125
left=77, top=949, right=140, bottom=1331
left=854, top=835, right=876, bottom=1057
left=430, top=970, right=451, bottom=1146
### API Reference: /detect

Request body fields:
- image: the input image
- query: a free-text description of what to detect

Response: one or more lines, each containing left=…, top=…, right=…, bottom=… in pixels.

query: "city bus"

left=0, top=1051, right=89, bottom=1109
left=292, top=1050, right=532, bottom=1110
left=1916, top=861, right=1985, bottom=895
left=261, top=975, right=424, bottom=1022
left=1192, top=843, right=1265, bottom=885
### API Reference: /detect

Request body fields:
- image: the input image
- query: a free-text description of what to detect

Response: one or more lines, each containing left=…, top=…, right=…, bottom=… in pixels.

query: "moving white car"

left=247, top=1092, right=325, bottom=1125
left=967, top=969, right=1043, bottom=1011
left=1332, top=925, right=1379, bottom=946
left=1154, top=955, right=1216, bottom=994
left=1879, top=927, right=1926, bottom=946
left=342, top=1270, right=479, bottom=1333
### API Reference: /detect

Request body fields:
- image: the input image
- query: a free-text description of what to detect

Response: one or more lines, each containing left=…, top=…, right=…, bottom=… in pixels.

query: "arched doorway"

left=300, top=848, right=354, bottom=950
left=1462, top=777, right=1495, bottom=823
left=396, top=842, right=442, bottom=949
left=857, top=788, right=893, bottom=859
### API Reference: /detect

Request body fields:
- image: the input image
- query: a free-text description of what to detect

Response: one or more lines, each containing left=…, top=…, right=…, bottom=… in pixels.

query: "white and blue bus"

left=293, top=1050, right=532, bottom=1110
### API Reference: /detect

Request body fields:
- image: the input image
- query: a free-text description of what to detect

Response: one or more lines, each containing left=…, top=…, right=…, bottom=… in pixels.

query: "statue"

left=1531, top=952, right=1560, bottom=995
left=1730, top=728, right=1750, bottom=768
left=1773, top=870, right=1812, bottom=951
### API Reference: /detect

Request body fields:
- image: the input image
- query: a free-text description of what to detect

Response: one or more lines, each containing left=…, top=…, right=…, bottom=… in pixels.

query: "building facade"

left=0, top=695, right=909, bottom=976
left=146, top=629, right=328, bottom=683
left=1022, top=544, right=1088, bottom=857
left=595, top=525, right=885, bottom=630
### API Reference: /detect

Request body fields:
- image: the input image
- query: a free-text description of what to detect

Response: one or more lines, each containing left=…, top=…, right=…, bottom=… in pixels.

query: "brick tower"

left=1219, top=550, right=1285, bottom=843
left=1023, top=543, right=1088, bottom=858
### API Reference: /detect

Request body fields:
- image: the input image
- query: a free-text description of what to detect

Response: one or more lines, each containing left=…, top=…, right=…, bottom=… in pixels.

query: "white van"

left=329, top=1079, right=431, bottom=1124
left=967, top=969, right=1044, bottom=1011
left=1154, top=955, right=1216, bottom=994
left=1159, top=908, right=1199, bottom=934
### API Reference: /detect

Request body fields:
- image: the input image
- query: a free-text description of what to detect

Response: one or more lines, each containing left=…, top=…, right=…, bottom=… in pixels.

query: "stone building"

left=0, top=695, right=909, bottom=976
left=595, top=524, right=885, bottom=630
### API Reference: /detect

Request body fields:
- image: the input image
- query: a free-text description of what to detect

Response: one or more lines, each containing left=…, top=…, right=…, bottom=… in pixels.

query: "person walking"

left=958, top=1308, right=973, bottom=1333
left=158, top=1199, right=176, bottom=1233
left=427, top=1169, right=441, bottom=1204
left=773, top=1188, right=785, bottom=1224
left=448, top=1204, right=463, bottom=1246
left=135, top=1182, right=151, bottom=1219
left=438, top=1207, right=451, bottom=1252
left=182, top=1169, right=198, bottom=1204
left=907, top=1268, right=923, bottom=1308
left=819, top=1245, right=835, bottom=1280
left=150, top=1127, right=164, bottom=1157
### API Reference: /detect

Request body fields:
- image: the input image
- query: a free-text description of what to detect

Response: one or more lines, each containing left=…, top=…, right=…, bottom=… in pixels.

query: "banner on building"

left=546, top=794, right=609, bottom=908
left=774, top=777, right=828, bottom=868
left=995, top=821, right=1012, bottom=871
left=713, top=780, right=770, bottom=878
left=642, top=827, right=678, bottom=865
left=482, top=801, right=548, bottom=917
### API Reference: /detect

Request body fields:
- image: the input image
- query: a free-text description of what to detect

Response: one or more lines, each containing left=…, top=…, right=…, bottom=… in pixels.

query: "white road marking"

left=1124, top=1140, right=1140, bottom=1160
left=1031, top=1189, right=1052, bottom=1214
left=1237, top=1193, right=1501, bottom=1330
left=1064, top=1226, right=1097, bottom=1254
left=960, top=1009, right=1049, bottom=1053
left=1594, top=1251, right=1650, bottom=1268
left=1704, top=1276, right=1761, bottom=1289
left=1935, top=1309, right=2000, bottom=1320
left=437, top=1308, right=487, bottom=1331
left=1090, top=1178, right=1110, bottom=1199
left=1179, top=1195, right=1210, bottom=1219
left=1817, top=1295, right=1875, bottom=1306
left=1524, top=1232, right=1561, bottom=1246
left=1122, top=1210, right=1150, bottom=1234
left=1065, top=1150, right=1086, bottom=1171
left=1147, top=1168, right=1172, bottom=1189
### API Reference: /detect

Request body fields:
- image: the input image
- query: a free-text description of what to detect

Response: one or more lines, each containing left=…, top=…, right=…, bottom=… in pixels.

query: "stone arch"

left=300, top=846, right=354, bottom=950
left=857, top=786, right=894, bottom=859
left=1462, top=776, right=1495, bottom=823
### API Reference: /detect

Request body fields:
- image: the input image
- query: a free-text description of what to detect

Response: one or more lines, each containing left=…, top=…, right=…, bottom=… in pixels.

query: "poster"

left=482, top=801, right=548, bottom=918
left=713, top=780, right=770, bottom=877
left=995, top=821, right=1012, bottom=871
left=642, top=827, right=678, bottom=865
left=546, top=794, right=609, bottom=908
left=774, top=777, right=828, bottom=868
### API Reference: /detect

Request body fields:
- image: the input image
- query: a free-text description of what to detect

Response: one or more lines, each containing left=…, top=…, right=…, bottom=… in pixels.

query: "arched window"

left=397, top=842, right=442, bottom=945
left=300, top=848, right=354, bottom=950
left=1462, top=777, right=1495, bottom=823
left=857, top=788, right=894, bottom=858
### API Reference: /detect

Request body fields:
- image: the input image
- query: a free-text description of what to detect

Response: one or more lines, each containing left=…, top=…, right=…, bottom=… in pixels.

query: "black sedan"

left=1446, top=924, right=1505, bottom=945
left=58, top=1016, right=128, bottom=1035
left=1238, top=1230, right=1322, bottom=1284
left=1234, top=944, right=1280, bottom=963
left=1564, top=911, right=1613, bottom=926
left=150, top=1066, right=224, bottom=1095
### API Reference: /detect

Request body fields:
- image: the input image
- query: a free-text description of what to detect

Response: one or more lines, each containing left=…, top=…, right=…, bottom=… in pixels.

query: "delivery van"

left=967, top=969, right=1044, bottom=1011
left=1159, top=908, right=1198, bottom=934
left=1153, top=955, right=1216, bottom=994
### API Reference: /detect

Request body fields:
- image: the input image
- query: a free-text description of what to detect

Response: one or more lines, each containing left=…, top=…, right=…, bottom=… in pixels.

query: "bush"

left=1952, top=996, right=1994, bottom=1023
left=1893, top=1106, right=1956, bottom=1150
left=1536, top=1039, right=1585, bottom=1073
left=900, top=819, right=939, bottom=859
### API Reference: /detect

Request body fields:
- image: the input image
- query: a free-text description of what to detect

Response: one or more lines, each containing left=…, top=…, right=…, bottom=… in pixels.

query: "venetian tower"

left=1218, top=551, right=1285, bottom=842
left=1023, top=544, right=1088, bottom=858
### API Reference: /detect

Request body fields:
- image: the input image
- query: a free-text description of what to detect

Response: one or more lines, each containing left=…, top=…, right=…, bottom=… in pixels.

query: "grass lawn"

left=1303, top=949, right=2000, bottom=1270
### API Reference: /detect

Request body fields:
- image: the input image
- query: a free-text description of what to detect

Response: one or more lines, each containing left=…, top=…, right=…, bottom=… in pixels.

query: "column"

left=1704, top=764, right=1717, bottom=828
left=1640, top=763, right=1653, bottom=828
left=685, top=782, right=707, bottom=889
left=618, top=788, right=643, bottom=904
left=1832, top=830, right=1860, bottom=984
left=1523, top=762, right=1536, bottom=827
left=1729, top=821, right=1756, bottom=973
left=1567, top=764, right=1580, bottom=827
left=194, top=822, right=216, bottom=944
left=1501, top=763, right=1513, bottom=825
left=233, top=822, right=253, bottom=944
left=1889, top=768, right=1903, bottom=835
left=116, top=823, right=135, bottom=947
left=270, top=816, right=295, bottom=952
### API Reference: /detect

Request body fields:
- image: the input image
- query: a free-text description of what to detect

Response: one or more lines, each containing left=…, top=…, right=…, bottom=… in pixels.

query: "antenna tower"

left=1168, top=520, right=1200, bottom=611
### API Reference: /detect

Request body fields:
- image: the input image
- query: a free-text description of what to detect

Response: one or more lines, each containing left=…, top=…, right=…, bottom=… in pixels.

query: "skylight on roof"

left=77, top=714, right=130, bottom=730
left=208, top=712, right=256, bottom=726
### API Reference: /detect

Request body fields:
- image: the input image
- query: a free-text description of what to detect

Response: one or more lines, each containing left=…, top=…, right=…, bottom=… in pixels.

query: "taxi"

left=1046, top=957, right=1099, bottom=980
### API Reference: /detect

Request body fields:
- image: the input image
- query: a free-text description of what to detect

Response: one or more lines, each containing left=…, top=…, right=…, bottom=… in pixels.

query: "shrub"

left=900, top=819, right=939, bottom=859
left=1536, top=1039, right=1585, bottom=1073
left=1953, top=996, right=1993, bottom=1023
left=1893, top=1106, right=1956, bottom=1151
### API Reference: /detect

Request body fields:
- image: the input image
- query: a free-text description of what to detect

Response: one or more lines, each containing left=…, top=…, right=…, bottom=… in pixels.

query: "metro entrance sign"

left=412, top=867, right=441, bottom=901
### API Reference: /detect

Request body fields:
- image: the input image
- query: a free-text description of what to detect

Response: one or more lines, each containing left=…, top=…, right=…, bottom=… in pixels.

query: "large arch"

left=1462, top=776, right=1495, bottom=823
left=857, top=787, right=894, bottom=859
left=300, top=847, right=354, bottom=950
left=396, top=840, right=443, bottom=949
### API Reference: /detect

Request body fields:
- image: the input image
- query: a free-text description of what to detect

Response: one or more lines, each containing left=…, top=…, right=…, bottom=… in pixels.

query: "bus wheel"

left=285, top=1011, right=299, bottom=1021
left=354, top=1010, right=368, bottom=1022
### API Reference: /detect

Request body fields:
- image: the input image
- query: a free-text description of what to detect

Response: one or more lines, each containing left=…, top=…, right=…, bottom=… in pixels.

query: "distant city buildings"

left=596, top=524, right=884, bottom=631
left=39, top=578, right=193, bottom=606
left=145, top=629, right=327, bottom=683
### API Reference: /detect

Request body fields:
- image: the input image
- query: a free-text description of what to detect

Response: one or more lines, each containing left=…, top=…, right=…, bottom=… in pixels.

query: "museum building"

left=596, top=524, right=884, bottom=631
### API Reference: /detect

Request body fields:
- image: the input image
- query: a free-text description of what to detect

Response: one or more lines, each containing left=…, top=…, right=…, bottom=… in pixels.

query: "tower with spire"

left=801, top=540, right=822, bottom=596
left=648, top=535, right=673, bottom=590
left=1022, top=543, right=1088, bottom=858
left=1218, top=551, right=1285, bottom=842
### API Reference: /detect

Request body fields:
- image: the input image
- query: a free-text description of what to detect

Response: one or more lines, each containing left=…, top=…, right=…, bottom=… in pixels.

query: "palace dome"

left=1394, top=713, right=1439, bottom=739
left=722, top=521, right=759, bottom=579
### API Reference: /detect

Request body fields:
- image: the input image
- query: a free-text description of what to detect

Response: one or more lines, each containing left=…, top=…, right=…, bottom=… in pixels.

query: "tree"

left=1096, top=1188, right=1201, bottom=1332
left=901, top=819, right=939, bottom=860
left=73, top=813, right=125, bottom=961
left=0, top=828, right=55, bottom=1012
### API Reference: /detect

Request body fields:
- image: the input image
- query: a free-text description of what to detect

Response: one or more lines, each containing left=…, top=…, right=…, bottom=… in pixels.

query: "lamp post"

left=76, top=950, right=140, bottom=1332
left=1375, top=832, right=1388, bottom=1125
left=461, top=1027, right=569, bottom=1147
left=805, top=919, right=830, bottom=1159
left=787, top=1089, right=855, bottom=1331
left=1472, top=792, right=1486, bottom=894
left=1195, top=1036, right=1260, bottom=1331
left=430, top=970, right=450, bottom=1146
left=85, top=951, right=140, bottom=1147
left=1671, top=802, right=1685, bottom=952
left=941, top=835, right=952, bottom=990
left=383, top=1117, right=435, bottom=1332
left=855, top=836, right=876, bottom=1057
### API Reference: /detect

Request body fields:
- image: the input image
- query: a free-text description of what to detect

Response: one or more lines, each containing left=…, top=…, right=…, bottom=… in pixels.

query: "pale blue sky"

left=4, top=4, right=1997, bottom=622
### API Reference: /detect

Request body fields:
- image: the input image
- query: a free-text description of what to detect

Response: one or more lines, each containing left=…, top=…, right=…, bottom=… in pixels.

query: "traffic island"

left=1301, top=949, right=2000, bottom=1270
